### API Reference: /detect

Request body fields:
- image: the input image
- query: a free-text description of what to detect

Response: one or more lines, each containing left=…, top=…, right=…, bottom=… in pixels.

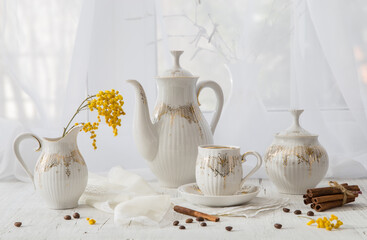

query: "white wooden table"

left=1, top=178, right=366, bottom=240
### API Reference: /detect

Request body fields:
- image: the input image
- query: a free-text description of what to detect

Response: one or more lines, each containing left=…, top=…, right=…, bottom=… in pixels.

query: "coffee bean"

left=294, top=210, right=302, bottom=215
left=282, top=208, right=290, bottom=213
left=200, top=222, right=207, bottom=227
left=225, top=226, right=233, bottom=231
left=196, top=217, right=204, bottom=222
left=73, top=212, right=80, bottom=219
left=173, top=220, right=179, bottom=226
left=64, top=215, right=71, bottom=220
left=186, top=218, right=193, bottom=223
left=14, top=222, right=22, bottom=227
left=274, top=223, right=282, bottom=229
left=307, top=211, right=314, bottom=216
left=179, top=225, right=186, bottom=230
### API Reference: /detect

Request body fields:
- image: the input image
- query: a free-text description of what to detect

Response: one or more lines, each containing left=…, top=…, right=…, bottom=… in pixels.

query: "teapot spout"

left=127, top=80, right=158, bottom=161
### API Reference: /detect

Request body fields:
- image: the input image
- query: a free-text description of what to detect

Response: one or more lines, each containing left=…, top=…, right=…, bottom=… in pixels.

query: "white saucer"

left=178, top=183, right=260, bottom=207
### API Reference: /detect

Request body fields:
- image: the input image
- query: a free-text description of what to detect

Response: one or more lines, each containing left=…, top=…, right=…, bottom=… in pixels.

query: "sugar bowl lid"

left=276, top=109, right=317, bottom=138
left=158, top=50, right=198, bottom=78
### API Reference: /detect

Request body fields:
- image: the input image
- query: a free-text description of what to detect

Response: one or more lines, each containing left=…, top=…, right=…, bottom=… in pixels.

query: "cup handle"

left=240, top=151, right=263, bottom=187
left=13, top=133, right=42, bottom=188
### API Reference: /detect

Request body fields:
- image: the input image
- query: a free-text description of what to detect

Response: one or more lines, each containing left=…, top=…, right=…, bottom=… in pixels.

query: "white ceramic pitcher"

left=13, top=126, right=88, bottom=209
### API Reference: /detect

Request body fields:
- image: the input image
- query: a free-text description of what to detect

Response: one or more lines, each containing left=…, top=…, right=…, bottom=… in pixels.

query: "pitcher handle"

left=240, top=151, right=262, bottom=187
left=13, top=133, right=42, bottom=187
left=196, top=80, right=224, bottom=134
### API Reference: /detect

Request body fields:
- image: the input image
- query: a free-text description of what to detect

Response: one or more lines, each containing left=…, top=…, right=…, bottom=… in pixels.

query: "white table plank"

left=0, top=178, right=366, bottom=240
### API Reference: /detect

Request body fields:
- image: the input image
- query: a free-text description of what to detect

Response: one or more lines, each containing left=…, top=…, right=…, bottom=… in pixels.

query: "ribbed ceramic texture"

left=264, top=141, right=328, bottom=194
left=151, top=102, right=213, bottom=187
left=14, top=127, right=88, bottom=209
left=196, top=148, right=242, bottom=195
left=129, top=51, right=224, bottom=188
left=34, top=150, right=88, bottom=209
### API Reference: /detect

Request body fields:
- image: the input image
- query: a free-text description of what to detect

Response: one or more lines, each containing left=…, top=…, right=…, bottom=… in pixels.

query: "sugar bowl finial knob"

left=289, top=109, right=303, bottom=131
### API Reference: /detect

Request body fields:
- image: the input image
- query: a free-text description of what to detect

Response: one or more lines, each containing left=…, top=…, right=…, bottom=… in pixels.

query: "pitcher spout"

left=59, top=125, right=83, bottom=145
left=127, top=80, right=158, bottom=161
left=65, top=125, right=82, bottom=140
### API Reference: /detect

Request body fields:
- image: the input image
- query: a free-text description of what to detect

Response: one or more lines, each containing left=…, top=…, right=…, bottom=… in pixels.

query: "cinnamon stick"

left=307, top=183, right=347, bottom=197
left=312, top=193, right=358, bottom=204
left=310, top=203, right=316, bottom=209
left=304, top=197, right=313, bottom=205
left=173, top=205, right=220, bottom=222
left=315, top=198, right=355, bottom=212
left=307, top=184, right=360, bottom=198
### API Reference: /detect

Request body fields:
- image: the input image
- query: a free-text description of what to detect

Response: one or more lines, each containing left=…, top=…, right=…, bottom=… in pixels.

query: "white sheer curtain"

left=1, top=0, right=367, bottom=181
left=0, top=0, right=158, bottom=181
left=215, top=0, right=367, bottom=178
left=0, top=0, right=83, bottom=180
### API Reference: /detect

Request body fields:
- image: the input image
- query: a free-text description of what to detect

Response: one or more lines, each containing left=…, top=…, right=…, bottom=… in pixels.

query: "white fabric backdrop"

left=1, top=0, right=367, bottom=181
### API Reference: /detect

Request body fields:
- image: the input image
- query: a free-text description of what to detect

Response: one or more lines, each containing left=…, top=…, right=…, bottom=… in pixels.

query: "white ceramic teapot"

left=264, top=110, right=329, bottom=194
left=128, top=50, right=224, bottom=187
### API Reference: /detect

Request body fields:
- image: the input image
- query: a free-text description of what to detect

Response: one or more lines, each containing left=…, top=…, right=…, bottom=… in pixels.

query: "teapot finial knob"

left=170, top=50, right=184, bottom=69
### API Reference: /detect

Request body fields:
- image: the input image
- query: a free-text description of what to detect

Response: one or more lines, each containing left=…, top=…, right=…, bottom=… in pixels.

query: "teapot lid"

left=158, top=50, right=198, bottom=78
left=276, top=109, right=317, bottom=137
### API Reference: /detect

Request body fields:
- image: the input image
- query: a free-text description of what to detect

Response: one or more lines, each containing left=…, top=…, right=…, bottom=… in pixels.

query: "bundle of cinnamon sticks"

left=303, top=183, right=361, bottom=212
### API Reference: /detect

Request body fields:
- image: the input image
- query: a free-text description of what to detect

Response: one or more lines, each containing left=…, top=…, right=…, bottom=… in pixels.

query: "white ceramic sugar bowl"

left=264, top=110, right=329, bottom=194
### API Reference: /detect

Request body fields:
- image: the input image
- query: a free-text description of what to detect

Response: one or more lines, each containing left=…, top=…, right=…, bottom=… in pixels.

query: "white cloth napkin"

left=171, top=197, right=289, bottom=218
left=79, top=166, right=171, bottom=226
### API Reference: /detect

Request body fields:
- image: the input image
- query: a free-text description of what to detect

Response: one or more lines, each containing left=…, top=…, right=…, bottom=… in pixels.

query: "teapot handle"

left=196, top=81, right=224, bottom=134
left=13, top=133, right=42, bottom=187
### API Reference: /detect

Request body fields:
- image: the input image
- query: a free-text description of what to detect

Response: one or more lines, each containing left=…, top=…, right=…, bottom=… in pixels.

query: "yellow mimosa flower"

left=62, top=89, right=126, bottom=149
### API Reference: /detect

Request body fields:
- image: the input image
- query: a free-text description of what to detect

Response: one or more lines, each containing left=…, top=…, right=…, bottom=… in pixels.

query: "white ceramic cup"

left=195, top=145, right=262, bottom=196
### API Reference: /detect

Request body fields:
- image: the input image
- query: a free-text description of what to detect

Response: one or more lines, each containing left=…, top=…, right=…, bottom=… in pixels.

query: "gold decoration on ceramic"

left=36, top=150, right=85, bottom=176
left=127, top=50, right=224, bottom=187
left=264, top=110, right=329, bottom=195
left=196, top=145, right=262, bottom=196
left=13, top=126, right=88, bottom=209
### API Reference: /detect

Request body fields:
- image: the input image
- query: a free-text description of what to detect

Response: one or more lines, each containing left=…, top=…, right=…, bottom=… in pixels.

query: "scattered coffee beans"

left=179, top=225, right=186, bottom=230
left=186, top=218, right=193, bottom=223
left=64, top=215, right=71, bottom=220
left=282, top=208, right=290, bottom=213
left=225, top=226, right=233, bottom=231
left=274, top=223, right=282, bottom=229
left=196, top=217, right=204, bottom=222
left=173, top=220, right=179, bottom=226
left=14, top=222, right=22, bottom=227
left=73, top=212, right=80, bottom=219
left=200, top=222, right=207, bottom=227
left=294, top=210, right=302, bottom=215
left=307, top=211, right=314, bottom=216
